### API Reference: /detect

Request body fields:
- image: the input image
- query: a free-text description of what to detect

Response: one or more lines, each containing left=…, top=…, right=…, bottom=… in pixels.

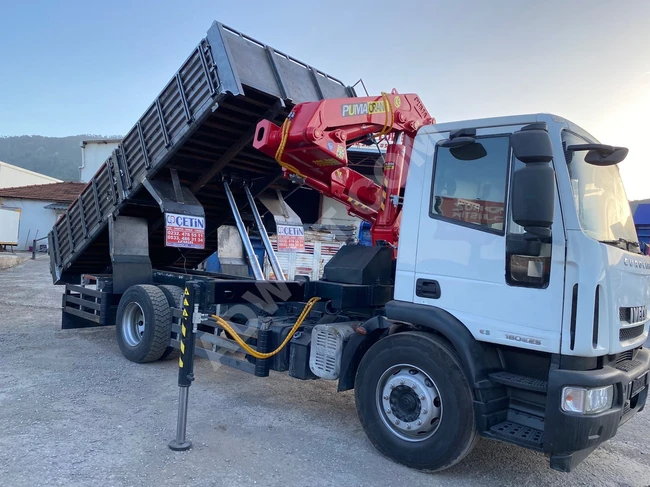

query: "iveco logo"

left=624, top=258, right=650, bottom=269
left=630, top=306, right=648, bottom=323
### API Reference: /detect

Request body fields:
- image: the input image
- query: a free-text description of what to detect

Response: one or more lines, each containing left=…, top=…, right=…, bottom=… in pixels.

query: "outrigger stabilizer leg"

left=168, top=281, right=201, bottom=451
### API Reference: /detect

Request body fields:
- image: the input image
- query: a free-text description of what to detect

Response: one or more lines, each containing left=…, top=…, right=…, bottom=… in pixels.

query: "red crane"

left=253, top=90, right=434, bottom=251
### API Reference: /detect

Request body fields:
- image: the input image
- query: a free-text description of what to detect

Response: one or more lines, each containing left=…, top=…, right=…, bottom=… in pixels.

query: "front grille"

left=619, top=306, right=648, bottom=324
left=620, top=324, right=645, bottom=342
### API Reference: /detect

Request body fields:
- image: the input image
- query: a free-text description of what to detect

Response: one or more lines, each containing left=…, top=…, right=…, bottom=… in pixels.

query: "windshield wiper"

left=599, top=238, right=641, bottom=253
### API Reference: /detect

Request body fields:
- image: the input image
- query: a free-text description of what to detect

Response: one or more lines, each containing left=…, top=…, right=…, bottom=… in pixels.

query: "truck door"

left=412, top=126, right=566, bottom=353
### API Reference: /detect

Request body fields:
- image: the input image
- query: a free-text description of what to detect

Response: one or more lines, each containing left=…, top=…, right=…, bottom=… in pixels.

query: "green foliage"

left=0, top=135, right=119, bottom=182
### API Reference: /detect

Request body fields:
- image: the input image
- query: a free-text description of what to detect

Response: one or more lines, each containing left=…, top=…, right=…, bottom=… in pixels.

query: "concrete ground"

left=1, top=257, right=649, bottom=487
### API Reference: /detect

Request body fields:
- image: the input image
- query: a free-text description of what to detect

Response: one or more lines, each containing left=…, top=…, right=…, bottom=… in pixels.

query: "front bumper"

left=544, top=347, right=650, bottom=472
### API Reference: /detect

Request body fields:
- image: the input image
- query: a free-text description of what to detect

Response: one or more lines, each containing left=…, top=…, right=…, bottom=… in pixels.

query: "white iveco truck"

left=51, top=19, right=649, bottom=475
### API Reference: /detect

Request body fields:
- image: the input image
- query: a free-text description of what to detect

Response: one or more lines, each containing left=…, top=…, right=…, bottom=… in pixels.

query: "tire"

left=354, top=331, right=478, bottom=472
left=115, top=284, right=172, bottom=363
left=157, top=285, right=184, bottom=361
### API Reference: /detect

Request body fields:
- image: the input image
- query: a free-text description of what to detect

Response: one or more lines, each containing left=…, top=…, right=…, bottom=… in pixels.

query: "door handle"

left=416, top=279, right=441, bottom=299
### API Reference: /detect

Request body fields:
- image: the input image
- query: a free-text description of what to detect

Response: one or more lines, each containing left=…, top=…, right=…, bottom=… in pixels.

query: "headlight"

left=561, top=385, right=614, bottom=414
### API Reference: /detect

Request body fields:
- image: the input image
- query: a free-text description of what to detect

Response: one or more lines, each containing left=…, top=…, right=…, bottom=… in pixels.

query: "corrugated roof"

left=0, top=182, right=87, bottom=203
left=634, top=204, right=650, bottom=226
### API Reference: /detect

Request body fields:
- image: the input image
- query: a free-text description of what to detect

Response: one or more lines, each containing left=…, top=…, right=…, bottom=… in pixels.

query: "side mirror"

left=510, top=122, right=554, bottom=163
left=566, top=144, right=628, bottom=166
left=439, top=136, right=475, bottom=148
left=439, top=129, right=488, bottom=161
left=506, top=233, right=542, bottom=256
left=510, top=123, right=555, bottom=239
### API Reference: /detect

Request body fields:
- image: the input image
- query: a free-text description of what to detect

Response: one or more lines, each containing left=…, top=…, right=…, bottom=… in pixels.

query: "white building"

left=80, top=138, right=121, bottom=183
left=0, top=182, right=86, bottom=250
left=0, top=160, right=61, bottom=189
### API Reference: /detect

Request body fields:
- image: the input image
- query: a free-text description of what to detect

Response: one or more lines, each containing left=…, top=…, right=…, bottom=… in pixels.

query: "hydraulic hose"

left=210, top=297, right=320, bottom=359
left=378, top=92, right=394, bottom=137
left=274, top=118, right=305, bottom=177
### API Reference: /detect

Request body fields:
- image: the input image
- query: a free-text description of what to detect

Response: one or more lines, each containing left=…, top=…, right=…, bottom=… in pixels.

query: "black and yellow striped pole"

left=168, top=280, right=201, bottom=451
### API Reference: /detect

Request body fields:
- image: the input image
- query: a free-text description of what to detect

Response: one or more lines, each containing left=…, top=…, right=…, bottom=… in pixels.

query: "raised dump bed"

left=49, top=21, right=360, bottom=284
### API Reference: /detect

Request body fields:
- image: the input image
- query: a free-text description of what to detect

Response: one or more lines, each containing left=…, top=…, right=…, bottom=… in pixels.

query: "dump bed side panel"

left=50, top=21, right=356, bottom=284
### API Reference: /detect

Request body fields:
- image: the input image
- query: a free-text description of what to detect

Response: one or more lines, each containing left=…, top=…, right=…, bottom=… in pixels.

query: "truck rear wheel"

left=157, top=285, right=184, bottom=360
left=116, top=284, right=172, bottom=363
left=354, top=331, right=477, bottom=472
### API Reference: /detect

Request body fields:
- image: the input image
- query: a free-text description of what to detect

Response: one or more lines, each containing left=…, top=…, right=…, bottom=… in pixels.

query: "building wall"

left=0, top=199, right=61, bottom=250
left=80, top=141, right=121, bottom=183
left=0, top=162, right=61, bottom=189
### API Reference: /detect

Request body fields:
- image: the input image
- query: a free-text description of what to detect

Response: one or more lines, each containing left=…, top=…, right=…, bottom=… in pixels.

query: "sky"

left=0, top=0, right=648, bottom=198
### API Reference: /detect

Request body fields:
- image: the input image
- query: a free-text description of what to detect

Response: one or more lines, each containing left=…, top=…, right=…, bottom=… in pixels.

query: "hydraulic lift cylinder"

left=243, top=185, right=285, bottom=281
left=223, top=182, right=265, bottom=280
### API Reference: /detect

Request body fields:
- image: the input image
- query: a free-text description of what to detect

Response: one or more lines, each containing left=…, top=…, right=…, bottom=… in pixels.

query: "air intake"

left=592, top=286, right=600, bottom=348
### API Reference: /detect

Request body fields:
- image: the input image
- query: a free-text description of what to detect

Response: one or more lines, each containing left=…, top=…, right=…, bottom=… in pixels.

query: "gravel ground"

left=1, top=257, right=649, bottom=487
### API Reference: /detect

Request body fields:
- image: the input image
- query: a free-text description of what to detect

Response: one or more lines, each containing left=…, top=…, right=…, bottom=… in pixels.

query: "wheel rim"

left=376, top=364, right=443, bottom=442
left=122, top=302, right=145, bottom=347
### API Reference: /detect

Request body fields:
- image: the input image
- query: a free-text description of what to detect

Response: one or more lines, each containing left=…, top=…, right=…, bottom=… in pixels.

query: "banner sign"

left=165, top=213, right=205, bottom=249
left=276, top=224, right=305, bottom=252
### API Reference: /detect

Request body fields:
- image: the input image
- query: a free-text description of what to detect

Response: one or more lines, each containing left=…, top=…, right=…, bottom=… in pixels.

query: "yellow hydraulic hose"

left=274, top=118, right=305, bottom=178
left=378, top=91, right=394, bottom=137
left=210, top=297, right=320, bottom=359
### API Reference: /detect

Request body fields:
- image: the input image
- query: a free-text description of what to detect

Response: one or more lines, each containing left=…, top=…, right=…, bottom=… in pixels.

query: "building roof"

left=44, top=202, right=72, bottom=211
left=634, top=203, right=650, bottom=226
left=0, top=182, right=86, bottom=204
left=0, top=160, right=62, bottom=183
left=81, top=138, right=122, bottom=146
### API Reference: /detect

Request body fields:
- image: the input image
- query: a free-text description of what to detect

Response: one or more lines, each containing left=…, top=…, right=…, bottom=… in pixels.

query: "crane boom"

left=253, top=90, right=434, bottom=250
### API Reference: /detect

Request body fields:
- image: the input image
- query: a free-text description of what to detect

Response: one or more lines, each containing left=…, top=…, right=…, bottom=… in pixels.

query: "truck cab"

left=390, top=113, right=649, bottom=470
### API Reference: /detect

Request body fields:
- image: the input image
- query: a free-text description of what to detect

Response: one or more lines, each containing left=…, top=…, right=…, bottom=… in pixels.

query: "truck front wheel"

left=115, top=284, right=172, bottom=363
left=354, top=331, right=477, bottom=472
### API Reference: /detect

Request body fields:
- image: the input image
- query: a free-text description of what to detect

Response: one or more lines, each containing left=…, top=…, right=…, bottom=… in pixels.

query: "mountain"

left=0, top=135, right=119, bottom=182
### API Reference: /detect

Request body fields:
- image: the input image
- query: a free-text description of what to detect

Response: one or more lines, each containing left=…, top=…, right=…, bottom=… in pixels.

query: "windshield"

left=563, top=131, right=638, bottom=247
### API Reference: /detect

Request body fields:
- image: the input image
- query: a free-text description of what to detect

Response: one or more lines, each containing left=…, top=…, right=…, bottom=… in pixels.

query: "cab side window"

left=429, top=136, right=510, bottom=233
